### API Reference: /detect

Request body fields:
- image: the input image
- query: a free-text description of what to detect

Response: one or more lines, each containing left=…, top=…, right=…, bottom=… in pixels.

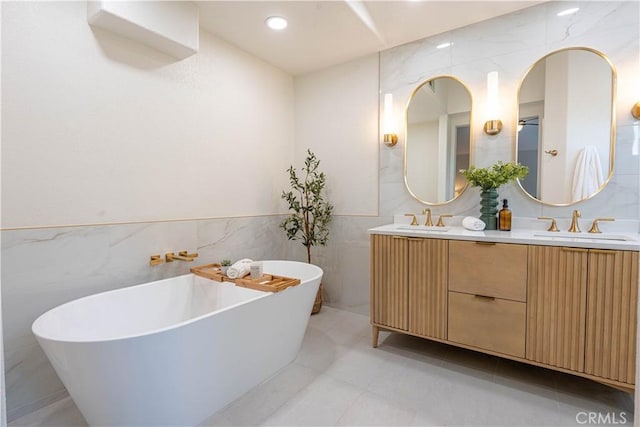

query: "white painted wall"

left=0, top=272, right=5, bottom=427
left=87, top=1, right=199, bottom=59
left=1, top=1, right=294, bottom=229
left=293, top=54, right=379, bottom=216
left=1, top=1, right=295, bottom=420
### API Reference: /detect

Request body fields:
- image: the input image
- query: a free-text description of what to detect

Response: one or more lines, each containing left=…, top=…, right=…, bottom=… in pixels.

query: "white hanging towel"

left=571, top=146, right=604, bottom=201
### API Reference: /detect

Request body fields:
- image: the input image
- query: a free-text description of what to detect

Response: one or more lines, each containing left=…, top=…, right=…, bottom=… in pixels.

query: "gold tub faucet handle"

left=588, top=218, right=615, bottom=234
left=149, top=255, right=164, bottom=266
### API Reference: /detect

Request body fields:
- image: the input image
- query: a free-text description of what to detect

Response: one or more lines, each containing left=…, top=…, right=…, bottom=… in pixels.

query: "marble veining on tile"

left=379, top=0, right=639, bottom=223
left=1, top=215, right=290, bottom=422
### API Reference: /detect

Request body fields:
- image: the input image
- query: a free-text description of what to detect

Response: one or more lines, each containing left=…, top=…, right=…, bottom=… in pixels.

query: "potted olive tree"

left=281, top=149, right=333, bottom=314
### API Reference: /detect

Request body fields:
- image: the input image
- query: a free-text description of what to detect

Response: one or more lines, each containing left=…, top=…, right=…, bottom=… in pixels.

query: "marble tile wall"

left=2, top=213, right=382, bottom=421
left=380, top=0, right=640, bottom=223
left=315, top=0, right=640, bottom=353
left=1, top=216, right=289, bottom=421
left=319, top=0, right=640, bottom=321
left=301, top=216, right=389, bottom=316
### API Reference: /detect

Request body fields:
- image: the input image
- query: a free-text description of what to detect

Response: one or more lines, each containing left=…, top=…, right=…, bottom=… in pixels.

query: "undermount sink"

left=396, top=225, right=449, bottom=232
left=533, top=231, right=637, bottom=242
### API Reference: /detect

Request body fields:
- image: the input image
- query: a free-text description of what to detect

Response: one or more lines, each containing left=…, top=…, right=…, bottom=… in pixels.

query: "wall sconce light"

left=383, top=93, right=398, bottom=146
left=484, top=71, right=502, bottom=135
left=632, top=101, right=640, bottom=120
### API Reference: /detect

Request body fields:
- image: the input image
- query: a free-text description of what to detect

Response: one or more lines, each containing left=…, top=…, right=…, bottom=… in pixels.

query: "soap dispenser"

left=498, top=199, right=512, bottom=231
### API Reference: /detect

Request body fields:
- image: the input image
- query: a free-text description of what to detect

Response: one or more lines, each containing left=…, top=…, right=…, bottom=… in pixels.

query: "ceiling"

left=197, top=1, right=543, bottom=76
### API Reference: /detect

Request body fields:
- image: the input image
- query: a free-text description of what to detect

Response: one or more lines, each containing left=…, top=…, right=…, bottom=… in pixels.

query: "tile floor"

left=10, top=306, right=635, bottom=426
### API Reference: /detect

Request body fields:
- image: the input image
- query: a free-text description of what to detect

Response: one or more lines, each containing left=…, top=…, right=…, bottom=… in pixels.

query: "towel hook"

left=544, top=149, right=558, bottom=156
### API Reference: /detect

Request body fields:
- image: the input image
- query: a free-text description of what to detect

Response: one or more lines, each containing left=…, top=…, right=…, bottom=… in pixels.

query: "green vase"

left=479, top=188, right=499, bottom=230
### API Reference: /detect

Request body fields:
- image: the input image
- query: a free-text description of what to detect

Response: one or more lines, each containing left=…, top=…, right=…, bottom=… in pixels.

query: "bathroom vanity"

left=368, top=222, right=640, bottom=392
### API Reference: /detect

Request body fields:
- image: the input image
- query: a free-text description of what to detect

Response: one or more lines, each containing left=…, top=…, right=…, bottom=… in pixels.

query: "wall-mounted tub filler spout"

left=165, top=251, right=199, bottom=262
left=568, top=210, right=581, bottom=233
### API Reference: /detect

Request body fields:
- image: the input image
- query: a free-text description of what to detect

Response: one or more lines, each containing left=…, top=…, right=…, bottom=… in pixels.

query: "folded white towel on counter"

left=462, top=216, right=486, bottom=231
left=226, top=258, right=253, bottom=279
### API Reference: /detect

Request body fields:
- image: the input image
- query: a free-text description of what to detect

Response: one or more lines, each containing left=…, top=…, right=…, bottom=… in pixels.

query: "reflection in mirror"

left=517, top=47, right=615, bottom=205
left=405, top=76, right=472, bottom=204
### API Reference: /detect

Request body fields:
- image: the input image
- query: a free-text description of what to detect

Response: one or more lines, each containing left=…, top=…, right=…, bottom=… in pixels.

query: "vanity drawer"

left=448, top=291, right=526, bottom=358
left=449, top=240, right=527, bottom=302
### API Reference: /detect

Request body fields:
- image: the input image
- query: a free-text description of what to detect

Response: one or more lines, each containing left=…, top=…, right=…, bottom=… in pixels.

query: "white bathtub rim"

left=32, top=275, right=266, bottom=344
left=32, top=260, right=323, bottom=345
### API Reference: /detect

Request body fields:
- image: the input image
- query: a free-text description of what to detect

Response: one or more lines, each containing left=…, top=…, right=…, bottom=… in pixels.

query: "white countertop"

left=368, top=222, right=640, bottom=251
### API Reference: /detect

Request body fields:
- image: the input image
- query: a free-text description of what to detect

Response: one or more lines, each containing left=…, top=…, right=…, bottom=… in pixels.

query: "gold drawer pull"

left=392, top=236, right=408, bottom=240
left=475, top=241, right=496, bottom=246
left=561, top=247, right=588, bottom=253
left=474, top=294, right=496, bottom=301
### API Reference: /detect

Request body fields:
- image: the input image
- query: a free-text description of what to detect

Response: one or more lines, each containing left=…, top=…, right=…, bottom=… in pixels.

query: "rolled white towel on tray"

left=226, top=258, right=253, bottom=279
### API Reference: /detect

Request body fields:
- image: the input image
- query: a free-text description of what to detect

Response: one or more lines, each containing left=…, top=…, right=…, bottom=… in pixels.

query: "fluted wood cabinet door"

left=371, top=234, right=408, bottom=330
left=527, top=246, right=587, bottom=372
left=585, top=250, right=638, bottom=384
left=408, top=238, right=448, bottom=339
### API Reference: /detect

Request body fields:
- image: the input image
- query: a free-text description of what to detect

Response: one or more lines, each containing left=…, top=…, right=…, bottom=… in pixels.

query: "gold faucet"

left=568, top=210, right=581, bottom=233
left=165, top=251, right=199, bottom=262
left=588, top=218, right=615, bottom=233
left=422, top=208, right=433, bottom=226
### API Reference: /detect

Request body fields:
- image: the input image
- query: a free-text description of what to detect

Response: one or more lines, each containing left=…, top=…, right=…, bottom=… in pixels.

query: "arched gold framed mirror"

left=404, top=76, right=473, bottom=205
left=516, top=47, right=616, bottom=206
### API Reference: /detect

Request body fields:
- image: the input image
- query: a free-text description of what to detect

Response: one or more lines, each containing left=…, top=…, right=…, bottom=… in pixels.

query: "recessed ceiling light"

left=436, top=42, right=453, bottom=49
left=557, top=7, right=579, bottom=17
left=266, top=16, right=288, bottom=30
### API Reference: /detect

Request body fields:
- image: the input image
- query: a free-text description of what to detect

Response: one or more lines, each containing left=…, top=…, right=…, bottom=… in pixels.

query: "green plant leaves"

left=280, top=149, right=334, bottom=263
left=459, top=161, right=529, bottom=191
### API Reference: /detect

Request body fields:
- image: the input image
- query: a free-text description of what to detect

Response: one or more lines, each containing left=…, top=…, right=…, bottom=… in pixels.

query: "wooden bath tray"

left=191, top=263, right=300, bottom=292
left=235, top=274, right=300, bottom=293
left=190, top=263, right=235, bottom=283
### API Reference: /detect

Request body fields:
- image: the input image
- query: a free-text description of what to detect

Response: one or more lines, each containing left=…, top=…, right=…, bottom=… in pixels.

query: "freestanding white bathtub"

left=32, top=260, right=322, bottom=426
